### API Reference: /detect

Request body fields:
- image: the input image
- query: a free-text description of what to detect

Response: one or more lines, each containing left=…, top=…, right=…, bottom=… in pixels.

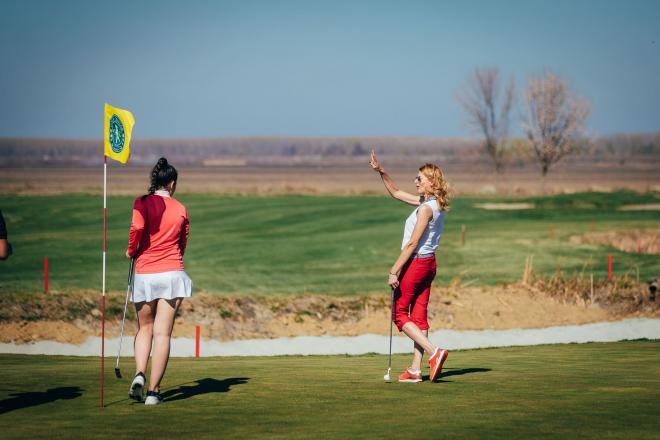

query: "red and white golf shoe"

left=398, top=368, right=422, bottom=383
left=428, top=348, right=448, bottom=382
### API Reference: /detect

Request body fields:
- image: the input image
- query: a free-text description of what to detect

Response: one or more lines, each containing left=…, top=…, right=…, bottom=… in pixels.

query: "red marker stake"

left=195, top=325, right=201, bottom=358
left=44, top=257, right=49, bottom=293
left=607, top=254, right=613, bottom=280
left=550, top=224, right=555, bottom=240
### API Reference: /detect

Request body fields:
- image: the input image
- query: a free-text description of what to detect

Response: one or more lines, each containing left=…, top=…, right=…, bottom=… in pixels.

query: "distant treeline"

left=1, top=134, right=658, bottom=167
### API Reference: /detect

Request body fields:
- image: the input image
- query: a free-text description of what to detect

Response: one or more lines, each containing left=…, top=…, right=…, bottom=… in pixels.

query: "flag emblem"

left=104, top=103, right=135, bottom=163
left=109, top=115, right=125, bottom=153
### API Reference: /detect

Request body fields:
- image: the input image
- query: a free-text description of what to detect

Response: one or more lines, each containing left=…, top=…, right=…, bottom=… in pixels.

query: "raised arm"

left=369, top=150, right=420, bottom=206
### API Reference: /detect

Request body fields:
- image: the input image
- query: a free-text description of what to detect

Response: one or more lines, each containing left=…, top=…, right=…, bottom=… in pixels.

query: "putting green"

left=1, top=340, right=658, bottom=438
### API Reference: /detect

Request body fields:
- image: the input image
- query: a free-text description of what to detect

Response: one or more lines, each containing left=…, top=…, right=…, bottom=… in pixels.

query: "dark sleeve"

left=0, top=210, right=7, bottom=240
left=179, top=207, right=189, bottom=256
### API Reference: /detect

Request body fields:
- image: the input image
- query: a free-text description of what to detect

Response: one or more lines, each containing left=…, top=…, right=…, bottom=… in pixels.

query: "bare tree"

left=457, top=67, right=515, bottom=173
left=522, top=71, right=590, bottom=177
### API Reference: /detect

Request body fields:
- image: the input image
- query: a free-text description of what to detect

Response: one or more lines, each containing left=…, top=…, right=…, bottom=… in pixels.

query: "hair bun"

left=145, top=157, right=177, bottom=198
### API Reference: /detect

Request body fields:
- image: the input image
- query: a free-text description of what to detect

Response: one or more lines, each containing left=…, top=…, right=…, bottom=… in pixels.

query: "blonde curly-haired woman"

left=370, top=150, right=450, bottom=383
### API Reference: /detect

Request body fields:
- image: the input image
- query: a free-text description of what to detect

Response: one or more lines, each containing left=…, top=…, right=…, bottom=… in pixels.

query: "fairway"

left=1, top=341, right=658, bottom=438
left=0, top=191, right=658, bottom=295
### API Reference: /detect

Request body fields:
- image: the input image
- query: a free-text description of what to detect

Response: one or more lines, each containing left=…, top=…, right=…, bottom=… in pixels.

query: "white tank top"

left=401, top=198, right=444, bottom=254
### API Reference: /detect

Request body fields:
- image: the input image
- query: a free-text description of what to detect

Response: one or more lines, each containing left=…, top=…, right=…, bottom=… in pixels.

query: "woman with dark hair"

left=126, top=157, right=191, bottom=405
left=369, top=150, right=450, bottom=383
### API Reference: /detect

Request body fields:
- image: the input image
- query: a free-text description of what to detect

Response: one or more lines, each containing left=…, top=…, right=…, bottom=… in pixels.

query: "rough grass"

left=0, top=192, right=658, bottom=295
left=0, top=341, right=658, bottom=439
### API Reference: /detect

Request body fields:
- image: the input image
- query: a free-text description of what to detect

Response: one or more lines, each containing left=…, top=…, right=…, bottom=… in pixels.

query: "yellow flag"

left=104, top=103, right=135, bottom=163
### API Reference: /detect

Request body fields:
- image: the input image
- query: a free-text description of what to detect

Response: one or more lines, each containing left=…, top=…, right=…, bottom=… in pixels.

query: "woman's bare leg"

left=411, top=330, right=428, bottom=371
left=134, top=301, right=156, bottom=375
left=402, top=322, right=436, bottom=355
left=148, top=298, right=182, bottom=392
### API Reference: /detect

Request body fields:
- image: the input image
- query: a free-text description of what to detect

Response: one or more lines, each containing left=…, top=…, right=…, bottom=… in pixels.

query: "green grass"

left=0, top=191, right=658, bottom=295
left=1, top=341, right=658, bottom=438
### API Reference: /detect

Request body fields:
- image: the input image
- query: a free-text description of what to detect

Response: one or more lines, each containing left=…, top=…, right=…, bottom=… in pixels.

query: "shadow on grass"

left=0, top=387, right=83, bottom=414
left=421, top=367, right=491, bottom=382
left=161, top=377, right=250, bottom=402
left=440, top=367, right=491, bottom=378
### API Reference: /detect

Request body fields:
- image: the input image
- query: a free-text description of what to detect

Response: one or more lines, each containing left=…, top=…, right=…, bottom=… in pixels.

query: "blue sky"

left=0, top=0, right=658, bottom=138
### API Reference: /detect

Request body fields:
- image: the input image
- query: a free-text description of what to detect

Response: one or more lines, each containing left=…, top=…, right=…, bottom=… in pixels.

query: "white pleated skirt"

left=132, top=270, right=193, bottom=303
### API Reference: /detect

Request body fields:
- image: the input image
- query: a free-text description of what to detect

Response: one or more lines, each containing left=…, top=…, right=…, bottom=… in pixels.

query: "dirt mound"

left=0, top=321, right=89, bottom=344
left=619, top=204, right=660, bottom=211
left=569, top=229, right=660, bottom=254
left=1, top=284, right=657, bottom=345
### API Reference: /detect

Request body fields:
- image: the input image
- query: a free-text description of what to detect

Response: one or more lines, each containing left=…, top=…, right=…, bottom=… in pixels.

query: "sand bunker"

left=474, top=203, right=535, bottom=210
left=570, top=229, right=660, bottom=255
left=1, top=319, right=658, bottom=357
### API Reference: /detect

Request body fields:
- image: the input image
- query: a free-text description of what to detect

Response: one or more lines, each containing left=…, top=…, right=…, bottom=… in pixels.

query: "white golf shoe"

left=129, top=372, right=145, bottom=402
left=144, top=390, right=162, bottom=405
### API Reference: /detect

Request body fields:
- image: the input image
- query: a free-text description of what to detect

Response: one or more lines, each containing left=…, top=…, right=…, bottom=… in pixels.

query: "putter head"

left=383, top=368, right=392, bottom=382
left=114, top=367, right=122, bottom=379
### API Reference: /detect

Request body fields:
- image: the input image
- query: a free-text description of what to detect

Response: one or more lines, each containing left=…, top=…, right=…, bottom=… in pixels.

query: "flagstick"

left=101, top=155, right=107, bottom=408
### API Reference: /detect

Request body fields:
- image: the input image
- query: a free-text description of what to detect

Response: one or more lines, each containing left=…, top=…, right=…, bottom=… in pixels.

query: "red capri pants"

left=392, top=255, right=436, bottom=332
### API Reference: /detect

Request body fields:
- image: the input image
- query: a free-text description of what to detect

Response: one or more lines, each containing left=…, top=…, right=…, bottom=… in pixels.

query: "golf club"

left=115, top=257, right=136, bottom=379
left=384, top=287, right=394, bottom=382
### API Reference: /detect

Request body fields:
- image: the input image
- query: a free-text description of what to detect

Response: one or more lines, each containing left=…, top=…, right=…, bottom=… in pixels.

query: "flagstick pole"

left=101, top=155, right=107, bottom=408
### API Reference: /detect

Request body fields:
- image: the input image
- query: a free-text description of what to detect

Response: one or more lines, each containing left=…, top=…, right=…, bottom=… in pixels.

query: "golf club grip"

left=128, top=257, right=136, bottom=283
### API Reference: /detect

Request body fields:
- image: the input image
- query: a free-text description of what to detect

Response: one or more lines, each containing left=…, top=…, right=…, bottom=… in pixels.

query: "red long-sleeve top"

left=127, top=194, right=189, bottom=274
